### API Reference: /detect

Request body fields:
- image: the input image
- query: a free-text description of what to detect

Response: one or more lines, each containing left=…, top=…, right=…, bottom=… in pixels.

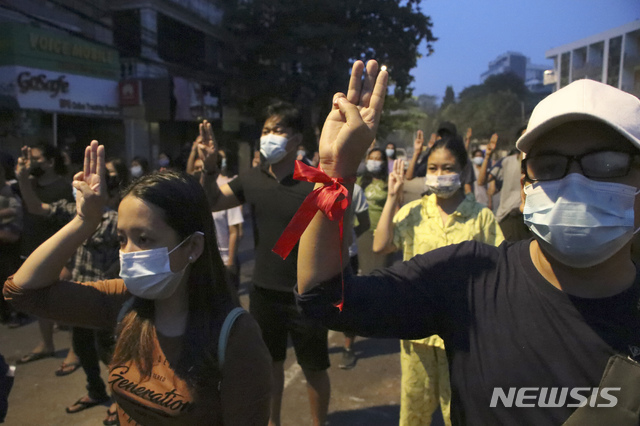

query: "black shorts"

left=250, top=285, right=329, bottom=371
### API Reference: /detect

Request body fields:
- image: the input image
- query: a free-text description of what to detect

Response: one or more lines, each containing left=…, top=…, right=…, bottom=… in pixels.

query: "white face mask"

left=524, top=173, right=639, bottom=268
left=366, top=159, right=384, bottom=173
left=472, top=157, right=484, bottom=166
left=260, top=134, right=289, bottom=164
left=297, top=150, right=306, bottom=158
left=119, top=232, right=203, bottom=300
left=130, top=165, right=143, bottom=178
left=385, top=149, right=395, bottom=158
left=425, top=173, right=461, bottom=199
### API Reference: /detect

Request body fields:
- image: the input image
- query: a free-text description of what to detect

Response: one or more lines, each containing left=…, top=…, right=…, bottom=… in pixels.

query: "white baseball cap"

left=516, top=79, right=640, bottom=153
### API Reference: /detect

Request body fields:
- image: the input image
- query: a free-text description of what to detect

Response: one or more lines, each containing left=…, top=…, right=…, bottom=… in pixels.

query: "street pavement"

left=2, top=192, right=445, bottom=426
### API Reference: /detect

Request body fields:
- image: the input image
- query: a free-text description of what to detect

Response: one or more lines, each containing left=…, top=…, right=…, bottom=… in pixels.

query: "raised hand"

left=15, top=146, right=31, bottom=181
left=413, top=130, right=424, bottom=156
left=318, top=60, right=388, bottom=178
left=428, top=133, right=437, bottom=148
left=487, top=133, right=498, bottom=154
left=466, top=127, right=473, bottom=141
left=388, top=159, right=405, bottom=197
left=197, top=120, right=219, bottom=173
left=72, top=140, right=106, bottom=223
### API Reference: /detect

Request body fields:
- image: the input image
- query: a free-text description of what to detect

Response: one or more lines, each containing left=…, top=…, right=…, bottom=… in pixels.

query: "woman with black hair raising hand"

left=5, top=141, right=271, bottom=425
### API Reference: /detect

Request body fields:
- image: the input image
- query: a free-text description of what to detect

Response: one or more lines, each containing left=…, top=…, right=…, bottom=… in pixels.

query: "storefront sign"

left=119, top=80, right=142, bottom=106
left=0, top=23, right=120, bottom=80
left=0, top=65, right=120, bottom=116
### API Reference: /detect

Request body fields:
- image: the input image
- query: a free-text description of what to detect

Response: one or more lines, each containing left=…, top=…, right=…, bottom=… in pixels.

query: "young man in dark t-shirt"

left=201, top=102, right=330, bottom=426
left=13, top=144, right=74, bottom=364
left=296, top=61, right=640, bottom=425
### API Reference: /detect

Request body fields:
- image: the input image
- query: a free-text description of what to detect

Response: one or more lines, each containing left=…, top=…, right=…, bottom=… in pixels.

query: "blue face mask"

left=260, top=134, right=289, bottom=164
left=524, top=173, right=639, bottom=268
left=119, top=232, right=203, bottom=300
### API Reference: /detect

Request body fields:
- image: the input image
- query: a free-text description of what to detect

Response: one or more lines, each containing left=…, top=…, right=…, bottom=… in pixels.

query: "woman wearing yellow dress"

left=373, top=136, right=504, bottom=426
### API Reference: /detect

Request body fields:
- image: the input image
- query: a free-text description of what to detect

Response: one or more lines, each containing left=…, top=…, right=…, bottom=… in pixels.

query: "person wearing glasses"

left=296, top=65, right=640, bottom=426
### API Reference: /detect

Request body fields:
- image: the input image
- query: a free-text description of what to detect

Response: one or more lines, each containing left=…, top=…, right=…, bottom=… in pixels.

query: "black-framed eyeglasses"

left=522, top=150, right=640, bottom=182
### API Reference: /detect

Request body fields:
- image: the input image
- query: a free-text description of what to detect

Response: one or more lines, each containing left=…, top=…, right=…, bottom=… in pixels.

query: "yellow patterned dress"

left=391, top=193, right=504, bottom=426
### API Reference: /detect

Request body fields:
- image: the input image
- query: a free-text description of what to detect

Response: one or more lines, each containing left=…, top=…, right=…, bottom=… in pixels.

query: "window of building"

left=560, top=52, right=570, bottom=88
left=157, top=14, right=205, bottom=69
left=607, top=36, right=622, bottom=87
left=113, top=9, right=141, bottom=57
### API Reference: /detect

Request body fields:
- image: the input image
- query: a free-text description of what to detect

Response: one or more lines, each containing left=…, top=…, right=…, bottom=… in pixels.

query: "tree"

left=441, top=85, right=455, bottom=109
left=432, top=72, right=538, bottom=146
left=378, top=95, right=429, bottom=140
left=221, top=0, right=437, bottom=140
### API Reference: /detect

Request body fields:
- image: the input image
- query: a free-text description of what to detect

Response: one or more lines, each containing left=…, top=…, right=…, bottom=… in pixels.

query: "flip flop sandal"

left=65, top=396, right=110, bottom=414
left=55, top=362, right=81, bottom=376
left=16, top=351, right=55, bottom=365
left=103, top=406, right=119, bottom=426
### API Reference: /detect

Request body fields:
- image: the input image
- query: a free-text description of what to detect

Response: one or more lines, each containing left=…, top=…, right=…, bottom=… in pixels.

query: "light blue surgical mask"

left=524, top=173, right=640, bottom=268
left=119, top=232, right=204, bottom=300
left=260, top=134, right=289, bottom=164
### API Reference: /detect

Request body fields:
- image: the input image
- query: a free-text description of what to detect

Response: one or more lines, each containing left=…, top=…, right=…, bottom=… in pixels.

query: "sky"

left=410, top=0, right=640, bottom=101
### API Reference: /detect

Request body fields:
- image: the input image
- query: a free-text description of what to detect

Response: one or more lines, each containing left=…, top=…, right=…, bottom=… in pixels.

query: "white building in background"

left=480, top=51, right=553, bottom=94
left=545, top=20, right=640, bottom=96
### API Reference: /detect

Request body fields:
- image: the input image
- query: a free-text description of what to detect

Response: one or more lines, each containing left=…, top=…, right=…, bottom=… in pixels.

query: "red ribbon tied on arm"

left=272, top=160, right=352, bottom=311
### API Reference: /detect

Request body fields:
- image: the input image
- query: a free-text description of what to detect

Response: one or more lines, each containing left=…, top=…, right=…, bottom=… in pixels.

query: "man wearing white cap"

left=295, top=60, right=640, bottom=426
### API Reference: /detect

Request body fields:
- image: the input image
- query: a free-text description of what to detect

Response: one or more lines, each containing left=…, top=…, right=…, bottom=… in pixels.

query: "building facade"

left=480, top=51, right=553, bottom=95
left=545, top=20, right=640, bottom=97
left=0, top=0, right=239, bottom=170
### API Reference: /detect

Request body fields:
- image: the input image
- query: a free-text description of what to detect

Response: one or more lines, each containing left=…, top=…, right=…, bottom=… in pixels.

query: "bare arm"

left=226, top=223, right=241, bottom=266
left=15, top=146, right=51, bottom=216
left=464, top=127, right=472, bottom=152
left=12, top=141, right=106, bottom=290
left=476, top=133, right=497, bottom=186
left=298, top=60, right=388, bottom=293
left=185, top=137, right=201, bottom=175
left=373, top=159, right=403, bottom=254
left=17, top=175, right=51, bottom=216
left=405, top=130, right=424, bottom=181
left=195, top=121, right=244, bottom=212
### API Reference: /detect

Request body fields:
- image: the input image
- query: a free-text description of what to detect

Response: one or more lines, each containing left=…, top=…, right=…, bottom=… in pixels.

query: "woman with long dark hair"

left=4, top=141, right=271, bottom=425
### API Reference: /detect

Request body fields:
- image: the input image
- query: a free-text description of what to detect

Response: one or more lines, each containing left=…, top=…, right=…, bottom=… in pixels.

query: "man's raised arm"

left=298, top=60, right=388, bottom=293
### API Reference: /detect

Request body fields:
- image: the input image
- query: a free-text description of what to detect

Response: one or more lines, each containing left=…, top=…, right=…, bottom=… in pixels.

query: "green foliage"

left=378, top=95, right=429, bottom=140
left=441, top=85, right=455, bottom=109
left=441, top=90, right=523, bottom=142
left=434, top=72, right=539, bottom=146
left=221, top=0, right=436, bottom=127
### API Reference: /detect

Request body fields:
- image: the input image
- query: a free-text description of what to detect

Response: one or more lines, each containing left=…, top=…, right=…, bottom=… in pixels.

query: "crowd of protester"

left=1, top=58, right=639, bottom=426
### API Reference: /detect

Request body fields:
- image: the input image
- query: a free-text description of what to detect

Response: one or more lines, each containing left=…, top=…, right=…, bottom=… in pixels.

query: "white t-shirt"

left=212, top=175, right=244, bottom=264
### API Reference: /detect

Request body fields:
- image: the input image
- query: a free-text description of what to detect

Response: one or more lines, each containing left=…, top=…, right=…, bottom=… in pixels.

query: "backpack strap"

left=117, top=296, right=137, bottom=324
left=217, top=307, right=246, bottom=369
